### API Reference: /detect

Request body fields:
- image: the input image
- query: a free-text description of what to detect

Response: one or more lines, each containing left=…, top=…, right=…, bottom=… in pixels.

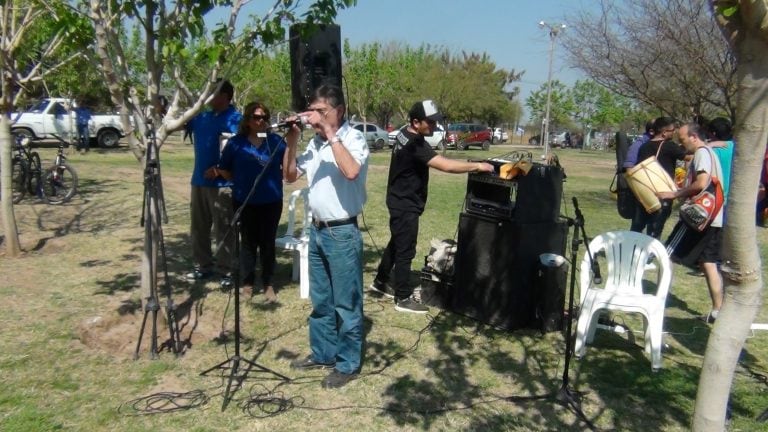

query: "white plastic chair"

left=574, top=230, right=672, bottom=370
left=275, top=188, right=311, bottom=299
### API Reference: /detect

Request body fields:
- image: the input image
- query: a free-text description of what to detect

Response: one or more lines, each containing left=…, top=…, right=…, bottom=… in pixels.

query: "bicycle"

left=40, top=140, right=78, bottom=204
left=5, top=135, right=43, bottom=204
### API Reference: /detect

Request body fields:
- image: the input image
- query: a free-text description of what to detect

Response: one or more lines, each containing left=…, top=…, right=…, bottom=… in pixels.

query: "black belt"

left=312, top=216, right=358, bottom=229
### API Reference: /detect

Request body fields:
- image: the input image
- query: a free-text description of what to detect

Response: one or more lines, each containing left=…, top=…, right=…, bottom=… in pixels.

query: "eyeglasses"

left=307, top=106, right=336, bottom=117
left=251, top=114, right=269, bottom=121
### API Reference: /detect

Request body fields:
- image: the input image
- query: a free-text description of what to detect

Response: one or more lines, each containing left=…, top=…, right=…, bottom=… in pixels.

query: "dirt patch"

left=77, top=294, right=224, bottom=359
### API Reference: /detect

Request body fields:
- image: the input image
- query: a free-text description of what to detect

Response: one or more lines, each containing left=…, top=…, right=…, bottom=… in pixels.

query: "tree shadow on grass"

left=359, top=303, right=708, bottom=431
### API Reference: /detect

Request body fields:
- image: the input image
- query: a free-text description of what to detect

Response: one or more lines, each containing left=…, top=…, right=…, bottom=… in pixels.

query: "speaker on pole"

left=289, top=24, right=342, bottom=112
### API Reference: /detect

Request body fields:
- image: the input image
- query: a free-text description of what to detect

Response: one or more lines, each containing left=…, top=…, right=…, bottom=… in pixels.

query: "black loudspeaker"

left=514, top=163, right=565, bottom=223
left=289, top=24, right=342, bottom=112
left=452, top=213, right=568, bottom=331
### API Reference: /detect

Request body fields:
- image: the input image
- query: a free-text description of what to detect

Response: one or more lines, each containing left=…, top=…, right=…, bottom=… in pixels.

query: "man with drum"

left=630, top=117, right=688, bottom=239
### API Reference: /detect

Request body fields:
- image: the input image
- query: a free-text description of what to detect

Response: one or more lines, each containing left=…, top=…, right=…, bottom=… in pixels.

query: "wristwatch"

left=330, top=136, right=342, bottom=145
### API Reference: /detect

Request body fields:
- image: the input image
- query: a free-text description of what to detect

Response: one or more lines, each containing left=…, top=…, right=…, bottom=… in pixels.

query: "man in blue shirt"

left=623, top=119, right=655, bottom=170
left=185, top=80, right=242, bottom=286
left=74, top=101, right=92, bottom=154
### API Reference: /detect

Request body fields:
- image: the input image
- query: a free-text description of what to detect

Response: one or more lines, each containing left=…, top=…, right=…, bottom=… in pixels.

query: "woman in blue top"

left=215, top=102, right=286, bottom=302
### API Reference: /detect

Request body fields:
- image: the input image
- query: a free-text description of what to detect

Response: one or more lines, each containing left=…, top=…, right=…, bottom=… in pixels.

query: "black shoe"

left=290, top=355, right=336, bottom=370
left=395, top=296, right=429, bottom=314
left=321, top=370, right=358, bottom=389
left=185, top=268, right=213, bottom=281
left=369, top=279, right=395, bottom=298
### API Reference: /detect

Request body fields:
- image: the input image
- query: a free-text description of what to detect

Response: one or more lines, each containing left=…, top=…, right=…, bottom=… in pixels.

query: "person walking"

left=282, top=85, right=369, bottom=389
left=370, top=100, right=494, bottom=313
left=185, top=80, right=242, bottom=287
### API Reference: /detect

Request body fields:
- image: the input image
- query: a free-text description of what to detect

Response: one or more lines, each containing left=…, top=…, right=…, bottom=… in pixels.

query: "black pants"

left=630, top=199, right=672, bottom=239
left=374, top=210, right=420, bottom=300
left=234, top=199, right=282, bottom=286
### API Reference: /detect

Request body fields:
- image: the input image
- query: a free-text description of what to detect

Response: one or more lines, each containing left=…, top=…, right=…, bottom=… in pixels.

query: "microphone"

left=572, top=197, right=602, bottom=284
left=271, top=116, right=307, bottom=129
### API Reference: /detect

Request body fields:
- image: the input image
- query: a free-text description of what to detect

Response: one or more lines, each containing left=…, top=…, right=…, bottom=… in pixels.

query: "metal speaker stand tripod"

left=134, top=123, right=181, bottom=359
left=554, top=197, right=599, bottom=429
left=199, top=135, right=289, bottom=411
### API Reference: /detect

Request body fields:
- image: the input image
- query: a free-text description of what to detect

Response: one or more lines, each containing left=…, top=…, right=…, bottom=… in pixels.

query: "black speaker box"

left=451, top=213, right=568, bottom=331
left=289, top=24, right=342, bottom=112
left=514, top=163, right=565, bottom=223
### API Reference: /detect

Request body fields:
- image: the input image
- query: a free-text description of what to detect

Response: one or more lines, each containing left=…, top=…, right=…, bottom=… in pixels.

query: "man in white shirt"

left=282, top=85, right=369, bottom=389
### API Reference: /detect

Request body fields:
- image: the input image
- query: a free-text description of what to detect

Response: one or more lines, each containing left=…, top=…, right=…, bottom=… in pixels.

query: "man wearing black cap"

left=371, top=100, right=494, bottom=313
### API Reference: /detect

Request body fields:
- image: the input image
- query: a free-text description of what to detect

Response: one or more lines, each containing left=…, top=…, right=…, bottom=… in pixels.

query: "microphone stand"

left=552, top=197, right=597, bottom=429
left=134, top=120, right=181, bottom=359
left=200, top=131, right=290, bottom=411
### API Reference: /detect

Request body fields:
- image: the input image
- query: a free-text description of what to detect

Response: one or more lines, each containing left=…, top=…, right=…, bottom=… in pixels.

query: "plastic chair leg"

left=299, top=245, right=309, bottom=299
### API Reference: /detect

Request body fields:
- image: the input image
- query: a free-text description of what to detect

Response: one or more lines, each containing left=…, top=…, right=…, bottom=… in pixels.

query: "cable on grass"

left=241, top=383, right=305, bottom=418
left=118, top=390, right=209, bottom=415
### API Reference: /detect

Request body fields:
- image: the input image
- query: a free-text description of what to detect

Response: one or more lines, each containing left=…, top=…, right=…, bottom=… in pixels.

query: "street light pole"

left=539, top=21, right=566, bottom=159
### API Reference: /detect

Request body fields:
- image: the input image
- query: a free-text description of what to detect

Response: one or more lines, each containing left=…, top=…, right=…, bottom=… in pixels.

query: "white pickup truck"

left=11, top=98, right=126, bottom=148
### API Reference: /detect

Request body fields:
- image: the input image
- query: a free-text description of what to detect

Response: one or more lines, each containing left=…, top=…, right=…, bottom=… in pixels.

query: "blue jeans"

left=308, top=223, right=364, bottom=374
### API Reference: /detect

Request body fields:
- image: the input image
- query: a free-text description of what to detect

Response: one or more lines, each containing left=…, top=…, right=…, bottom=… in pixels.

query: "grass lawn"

left=1, top=140, right=767, bottom=431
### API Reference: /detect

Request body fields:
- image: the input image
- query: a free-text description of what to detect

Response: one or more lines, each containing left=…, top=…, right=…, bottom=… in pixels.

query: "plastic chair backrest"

left=282, top=188, right=310, bottom=238
left=579, top=231, right=672, bottom=303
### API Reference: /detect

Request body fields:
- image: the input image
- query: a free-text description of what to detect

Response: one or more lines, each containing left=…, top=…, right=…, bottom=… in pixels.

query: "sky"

left=330, top=0, right=597, bottom=118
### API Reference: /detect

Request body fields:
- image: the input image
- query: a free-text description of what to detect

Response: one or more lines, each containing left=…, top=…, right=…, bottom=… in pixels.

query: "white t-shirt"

left=689, top=146, right=725, bottom=227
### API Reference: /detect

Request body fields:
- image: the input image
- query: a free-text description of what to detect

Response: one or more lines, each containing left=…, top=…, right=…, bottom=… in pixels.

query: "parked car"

left=550, top=131, right=572, bottom=148
left=387, top=124, right=446, bottom=149
left=11, top=98, right=127, bottom=148
left=492, top=127, right=508, bottom=143
left=445, top=123, right=492, bottom=150
left=350, top=121, right=388, bottom=150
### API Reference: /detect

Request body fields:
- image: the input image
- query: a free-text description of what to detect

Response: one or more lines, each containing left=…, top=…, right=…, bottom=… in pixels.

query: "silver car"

left=350, top=122, right=389, bottom=150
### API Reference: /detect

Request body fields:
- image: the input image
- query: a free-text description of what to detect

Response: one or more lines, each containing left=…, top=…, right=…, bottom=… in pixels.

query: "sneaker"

left=321, top=370, right=358, bottom=389
left=395, top=296, right=429, bottom=314
left=219, top=275, right=234, bottom=290
left=290, top=355, right=336, bottom=370
left=185, top=268, right=213, bottom=281
left=697, top=310, right=718, bottom=324
left=368, top=279, right=395, bottom=298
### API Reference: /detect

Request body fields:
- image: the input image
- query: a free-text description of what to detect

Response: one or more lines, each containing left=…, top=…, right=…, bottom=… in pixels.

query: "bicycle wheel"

left=9, top=158, right=28, bottom=203
left=27, top=152, right=42, bottom=195
left=41, top=163, right=78, bottom=204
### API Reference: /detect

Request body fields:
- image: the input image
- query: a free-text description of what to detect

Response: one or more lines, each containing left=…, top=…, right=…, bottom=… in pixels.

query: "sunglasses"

left=251, top=114, right=269, bottom=121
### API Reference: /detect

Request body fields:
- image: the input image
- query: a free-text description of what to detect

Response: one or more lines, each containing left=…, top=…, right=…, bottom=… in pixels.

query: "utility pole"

left=539, top=21, right=566, bottom=159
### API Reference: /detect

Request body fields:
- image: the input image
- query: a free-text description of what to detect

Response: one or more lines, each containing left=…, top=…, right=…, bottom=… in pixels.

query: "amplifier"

left=464, top=172, right=514, bottom=220
left=465, top=196, right=513, bottom=219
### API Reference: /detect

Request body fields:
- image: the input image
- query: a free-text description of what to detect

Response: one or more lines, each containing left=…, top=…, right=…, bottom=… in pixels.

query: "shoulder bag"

left=678, top=147, right=724, bottom=232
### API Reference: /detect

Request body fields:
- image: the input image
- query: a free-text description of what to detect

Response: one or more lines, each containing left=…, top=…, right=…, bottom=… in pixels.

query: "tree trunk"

left=692, top=28, right=767, bottom=431
left=0, top=114, right=21, bottom=257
